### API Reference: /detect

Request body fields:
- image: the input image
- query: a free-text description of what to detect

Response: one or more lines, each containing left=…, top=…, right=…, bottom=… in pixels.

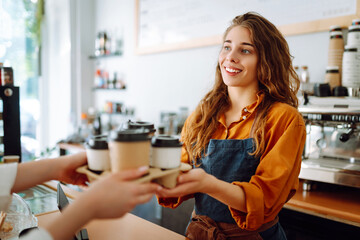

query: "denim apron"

left=192, top=137, right=287, bottom=239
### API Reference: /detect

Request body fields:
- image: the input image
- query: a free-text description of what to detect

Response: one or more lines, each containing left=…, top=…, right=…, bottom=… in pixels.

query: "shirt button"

left=244, top=108, right=248, bottom=112
left=242, top=116, right=247, bottom=120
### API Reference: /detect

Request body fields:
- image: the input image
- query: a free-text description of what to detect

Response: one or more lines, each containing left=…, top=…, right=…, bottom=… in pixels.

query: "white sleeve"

left=20, top=227, right=54, bottom=240
left=0, top=163, right=18, bottom=195
left=0, top=163, right=18, bottom=211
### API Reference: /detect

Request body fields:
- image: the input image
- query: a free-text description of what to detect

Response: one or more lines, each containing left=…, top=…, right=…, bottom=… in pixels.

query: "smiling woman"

left=157, top=12, right=306, bottom=240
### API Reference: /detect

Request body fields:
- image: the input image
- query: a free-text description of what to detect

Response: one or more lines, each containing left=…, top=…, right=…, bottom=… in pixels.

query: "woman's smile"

left=224, top=66, right=242, bottom=75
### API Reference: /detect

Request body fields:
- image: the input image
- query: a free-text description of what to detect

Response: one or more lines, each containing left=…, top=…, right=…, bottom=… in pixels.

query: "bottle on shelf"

left=80, top=112, right=92, bottom=140
left=299, top=65, right=313, bottom=94
left=352, top=19, right=360, bottom=25
left=92, top=113, right=102, bottom=136
left=300, top=65, right=310, bottom=83
left=294, top=65, right=300, bottom=77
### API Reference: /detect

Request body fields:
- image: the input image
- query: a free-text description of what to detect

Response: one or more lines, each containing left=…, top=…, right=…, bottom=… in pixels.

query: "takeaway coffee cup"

left=151, top=135, right=182, bottom=169
left=85, top=136, right=110, bottom=171
left=108, top=129, right=151, bottom=172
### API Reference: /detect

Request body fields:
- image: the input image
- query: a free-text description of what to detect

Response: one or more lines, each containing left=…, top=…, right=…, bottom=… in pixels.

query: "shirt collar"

left=218, top=91, right=264, bottom=125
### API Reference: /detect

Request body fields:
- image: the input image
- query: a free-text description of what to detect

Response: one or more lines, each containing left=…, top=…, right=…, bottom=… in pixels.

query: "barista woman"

left=157, top=12, right=306, bottom=239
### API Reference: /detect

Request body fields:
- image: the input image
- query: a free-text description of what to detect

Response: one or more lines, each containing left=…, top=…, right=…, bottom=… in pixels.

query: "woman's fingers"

left=157, top=182, right=198, bottom=197
left=177, top=169, right=204, bottom=183
left=113, top=166, right=149, bottom=181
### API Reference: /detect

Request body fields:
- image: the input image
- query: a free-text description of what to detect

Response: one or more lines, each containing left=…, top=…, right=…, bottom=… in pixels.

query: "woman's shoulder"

left=267, top=102, right=304, bottom=126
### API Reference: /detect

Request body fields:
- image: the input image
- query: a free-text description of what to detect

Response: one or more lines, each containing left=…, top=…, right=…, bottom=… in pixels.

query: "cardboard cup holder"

left=76, top=163, right=192, bottom=188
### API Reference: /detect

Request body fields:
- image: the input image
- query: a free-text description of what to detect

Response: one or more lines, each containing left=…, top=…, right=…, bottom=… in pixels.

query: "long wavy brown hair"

left=183, top=12, right=300, bottom=164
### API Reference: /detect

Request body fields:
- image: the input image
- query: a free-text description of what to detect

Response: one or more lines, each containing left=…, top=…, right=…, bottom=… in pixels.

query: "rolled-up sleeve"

left=230, top=106, right=306, bottom=230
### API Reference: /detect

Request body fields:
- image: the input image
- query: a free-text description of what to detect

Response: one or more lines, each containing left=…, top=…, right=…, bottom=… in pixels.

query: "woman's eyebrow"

left=224, top=40, right=254, bottom=47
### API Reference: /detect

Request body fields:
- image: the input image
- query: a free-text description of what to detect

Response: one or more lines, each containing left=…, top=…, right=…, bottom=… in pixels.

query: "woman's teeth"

left=225, top=67, right=241, bottom=73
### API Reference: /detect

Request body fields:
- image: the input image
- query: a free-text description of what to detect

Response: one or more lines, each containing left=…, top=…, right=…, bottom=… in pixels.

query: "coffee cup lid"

left=123, top=120, right=156, bottom=133
left=110, top=129, right=151, bottom=142
left=151, top=135, right=183, bottom=147
left=86, top=136, right=108, bottom=149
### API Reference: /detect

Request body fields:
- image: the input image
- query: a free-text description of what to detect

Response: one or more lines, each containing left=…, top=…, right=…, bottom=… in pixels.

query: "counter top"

left=285, top=180, right=360, bottom=227
left=37, top=211, right=185, bottom=240
left=38, top=182, right=185, bottom=240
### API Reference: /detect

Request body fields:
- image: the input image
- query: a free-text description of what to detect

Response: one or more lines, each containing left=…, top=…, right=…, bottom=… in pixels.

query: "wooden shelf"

left=92, top=87, right=126, bottom=91
left=89, top=52, right=122, bottom=59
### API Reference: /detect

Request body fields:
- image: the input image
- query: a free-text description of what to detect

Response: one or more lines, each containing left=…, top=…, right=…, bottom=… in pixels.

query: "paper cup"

left=151, top=135, right=182, bottom=169
left=85, top=136, right=110, bottom=171
left=108, top=129, right=151, bottom=172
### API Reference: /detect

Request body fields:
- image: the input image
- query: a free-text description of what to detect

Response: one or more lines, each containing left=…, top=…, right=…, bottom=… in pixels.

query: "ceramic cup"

left=85, top=136, right=111, bottom=171
left=108, top=129, right=151, bottom=172
left=151, top=135, right=182, bottom=169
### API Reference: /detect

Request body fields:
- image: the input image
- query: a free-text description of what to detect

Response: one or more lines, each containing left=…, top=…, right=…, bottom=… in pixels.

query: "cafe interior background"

left=1, top=0, right=345, bottom=161
left=1, top=0, right=360, bottom=238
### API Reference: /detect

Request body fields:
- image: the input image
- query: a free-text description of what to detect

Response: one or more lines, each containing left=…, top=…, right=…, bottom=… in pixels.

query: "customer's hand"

left=78, top=166, right=161, bottom=220
left=44, top=166, right=162, bottom=240
left=56, top=152, right=88, bottom=186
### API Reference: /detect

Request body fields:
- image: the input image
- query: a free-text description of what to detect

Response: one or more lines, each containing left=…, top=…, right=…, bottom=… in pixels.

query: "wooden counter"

left=38, top=182, right=185, bottom=240
left=285, top=180, right=360, bottom=227
left=37, top=211, right=185, bottom=240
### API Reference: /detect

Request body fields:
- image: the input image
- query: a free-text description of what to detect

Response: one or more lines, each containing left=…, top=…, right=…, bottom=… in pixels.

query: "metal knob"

left=339, top=127, right=354, bottom=142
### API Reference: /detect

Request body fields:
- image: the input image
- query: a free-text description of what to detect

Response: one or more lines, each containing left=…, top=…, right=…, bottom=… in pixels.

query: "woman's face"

left=218, top=26, right=259, bottom=90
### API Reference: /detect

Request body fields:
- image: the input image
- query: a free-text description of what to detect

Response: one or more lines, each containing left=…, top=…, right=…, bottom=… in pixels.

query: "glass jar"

left=300, top=65, right=310, bottom=83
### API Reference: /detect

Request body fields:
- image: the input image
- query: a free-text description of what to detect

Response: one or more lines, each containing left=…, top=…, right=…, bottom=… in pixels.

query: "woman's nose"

left=226, top=51, right=239, bottom=63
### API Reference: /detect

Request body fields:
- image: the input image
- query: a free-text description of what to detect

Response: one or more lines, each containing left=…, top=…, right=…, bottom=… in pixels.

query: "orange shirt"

left=158, top=93, right=306, bottom=231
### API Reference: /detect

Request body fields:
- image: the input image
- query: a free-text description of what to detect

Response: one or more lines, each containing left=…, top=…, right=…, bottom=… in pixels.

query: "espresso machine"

left=298, top=97, right=360, bottom=189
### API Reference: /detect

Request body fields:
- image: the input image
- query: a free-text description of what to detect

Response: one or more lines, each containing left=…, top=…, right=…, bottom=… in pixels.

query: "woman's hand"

left=156, top=168, right=214, bottom=198
left=56, top=151, right=88, bottom=186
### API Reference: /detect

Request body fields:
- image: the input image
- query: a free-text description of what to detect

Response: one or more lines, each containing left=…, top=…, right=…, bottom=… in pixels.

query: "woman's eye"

left=224, top=46, right=230, bottom=51
left=241, top=49, right=250, bottom=54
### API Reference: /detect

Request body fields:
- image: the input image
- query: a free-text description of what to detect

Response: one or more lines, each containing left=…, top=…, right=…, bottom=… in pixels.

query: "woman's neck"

left=227, top=87, right=258, bottom=112
left=224, top=87, right=258, bottom=127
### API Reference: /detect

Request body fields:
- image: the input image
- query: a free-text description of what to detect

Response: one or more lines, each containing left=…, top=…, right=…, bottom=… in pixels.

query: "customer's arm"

left=12, top=152, right=88, bottom=193
left=43, top=167, right=160, bottom=240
